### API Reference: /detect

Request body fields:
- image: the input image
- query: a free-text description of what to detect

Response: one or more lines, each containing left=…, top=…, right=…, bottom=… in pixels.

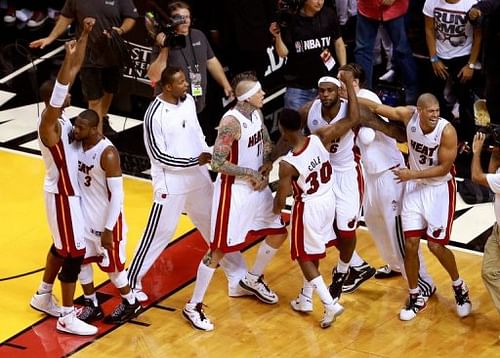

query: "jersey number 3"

left=305, top=161, right=332, bottom=194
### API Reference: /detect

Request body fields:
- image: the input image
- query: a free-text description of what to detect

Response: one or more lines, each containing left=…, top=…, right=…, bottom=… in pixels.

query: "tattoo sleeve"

left=211, top=116, right=258, bottom=179
left=261, top=123, right=273, bottom=163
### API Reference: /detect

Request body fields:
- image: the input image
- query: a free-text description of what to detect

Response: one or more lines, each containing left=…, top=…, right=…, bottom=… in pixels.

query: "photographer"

left=269, top=0, right=346, bottom=110
left=471, top=131, right=500, bottom=315
left=30, top=0, right=138, bottom=136
left=147, top=1, right=232, bottom=143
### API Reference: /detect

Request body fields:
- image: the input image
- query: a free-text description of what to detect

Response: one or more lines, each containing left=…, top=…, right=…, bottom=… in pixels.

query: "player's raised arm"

left=358, top=97, right=414, bottom=126
left=39, top=18, right=95, bottom=147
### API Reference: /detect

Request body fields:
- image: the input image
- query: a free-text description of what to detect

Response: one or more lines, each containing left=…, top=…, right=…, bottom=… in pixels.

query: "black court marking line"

left=2, top=342, right=26, bottom=350
left=4, top=131, right=38, bottom=147
left=153, top=304, right=176, bottom=312
left=453, top=207, right=471, bottom=220
left=127, top=320, right=151, bottom=327
left=0, top=267, right=43, bottom=281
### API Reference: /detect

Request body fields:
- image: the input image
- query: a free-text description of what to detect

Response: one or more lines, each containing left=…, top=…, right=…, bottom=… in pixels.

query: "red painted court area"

left=0, top=214, right=289, bottom=357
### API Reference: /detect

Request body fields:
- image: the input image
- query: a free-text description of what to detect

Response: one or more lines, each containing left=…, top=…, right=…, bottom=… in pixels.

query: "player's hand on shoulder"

left=198, top=152, right=212, bottom=166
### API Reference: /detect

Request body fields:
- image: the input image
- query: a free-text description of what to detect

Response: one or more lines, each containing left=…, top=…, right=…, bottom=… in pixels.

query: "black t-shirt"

left=61, top=0, right=138, bottom=68
left=282, top=6, right=341, bottom=89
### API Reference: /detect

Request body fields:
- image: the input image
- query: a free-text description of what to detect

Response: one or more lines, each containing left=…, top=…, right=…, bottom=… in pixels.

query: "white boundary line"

left=0, top=45, right=65, bottom=84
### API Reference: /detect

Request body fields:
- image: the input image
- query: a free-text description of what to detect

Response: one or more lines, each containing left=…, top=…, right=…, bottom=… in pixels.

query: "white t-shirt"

left=486, top=169, right=500, bottom=223
left=423, top=0, right=477, bottom=59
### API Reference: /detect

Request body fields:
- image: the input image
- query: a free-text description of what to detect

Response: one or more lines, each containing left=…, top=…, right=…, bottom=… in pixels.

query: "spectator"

left=354, top=0, right=418, bottom=104
left=270, top=0, right=346, bottom=110
left=468, top=0, right=500, bottom=124
left=29, top=0, right=138, bottom=136
left=423, top=0, right=482, bottom=143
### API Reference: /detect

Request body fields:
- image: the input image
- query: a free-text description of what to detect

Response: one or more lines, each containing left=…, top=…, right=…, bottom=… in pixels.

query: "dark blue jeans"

left=355, top=14, right=418, bottom=104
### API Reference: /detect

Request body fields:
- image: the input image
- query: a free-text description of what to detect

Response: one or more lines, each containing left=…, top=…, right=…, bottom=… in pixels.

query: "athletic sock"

left=190, top=262, right=216, bottom=304
left=250, top=241, right=278, bottom=276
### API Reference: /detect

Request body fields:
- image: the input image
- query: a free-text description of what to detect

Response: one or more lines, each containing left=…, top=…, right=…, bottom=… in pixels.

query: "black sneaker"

left=104, top=299, right=142, bottom=324
left=342, top=262, right=376, bottom=293
left=77, top=298, right=104, bottom=322
left=374, top=265, right=402, bottom=279
left=329, top=268, right=350, bottom=301
left=102, top=115, right=117, bottom=137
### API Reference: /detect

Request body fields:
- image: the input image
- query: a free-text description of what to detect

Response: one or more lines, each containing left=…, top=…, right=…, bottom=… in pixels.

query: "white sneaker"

left=239, top=273, right=278, bottom=304
left=228, top=284, right=252, bottom=297
left=453, top=282, right=472, bottom=318
left=15, top=8, right=32, bottom=22
left=30, top=292, right=61, bottom=317
left=399, top=293, right=426, bottom=321
left=57, top=310, right=98, bottom=336
left=320, top=302, right=344, bottom=328
left=132, top=289, right=148, bottom=302
left=378, top=69, right=395, bottom=82
left=290, top=290, right=313, bottom=312
left=182, top=302, right=214, bottom=331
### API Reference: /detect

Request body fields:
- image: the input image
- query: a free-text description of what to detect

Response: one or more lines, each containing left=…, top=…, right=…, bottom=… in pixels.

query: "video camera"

left=474, top=99, right=500, bottom=147
left=275, top=0, right=302, bottom=28
left=145, top=6, right=186, bottom=49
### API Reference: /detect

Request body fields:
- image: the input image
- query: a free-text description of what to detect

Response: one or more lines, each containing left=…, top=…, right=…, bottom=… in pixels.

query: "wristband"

left=49, top=80, right=69, bottom=108
left=430, top=55, right=440, bottom=63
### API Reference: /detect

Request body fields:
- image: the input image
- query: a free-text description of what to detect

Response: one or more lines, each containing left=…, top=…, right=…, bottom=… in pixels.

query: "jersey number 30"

left=305, top=161, right=332, bottom=194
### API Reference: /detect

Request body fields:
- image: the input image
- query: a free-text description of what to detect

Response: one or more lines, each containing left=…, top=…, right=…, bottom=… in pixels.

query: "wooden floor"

left=1, top=148, right=499, bottom=357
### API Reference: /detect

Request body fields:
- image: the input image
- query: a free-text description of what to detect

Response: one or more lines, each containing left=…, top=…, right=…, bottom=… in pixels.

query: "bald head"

left=417, top=93, right=439, bottom=109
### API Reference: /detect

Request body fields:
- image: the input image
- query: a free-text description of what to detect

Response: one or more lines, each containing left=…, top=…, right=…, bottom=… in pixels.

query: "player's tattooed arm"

left=259, top=123, right=274, bottom=179
left=212, top=115, right=264, bottom=185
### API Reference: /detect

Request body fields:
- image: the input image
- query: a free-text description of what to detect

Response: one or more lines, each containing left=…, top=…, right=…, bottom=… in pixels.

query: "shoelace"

left=454, top=286, right=470, bottom=305
left=195, top=303, right=208, bottom=321
left=111, top=303, right=126, bottom=318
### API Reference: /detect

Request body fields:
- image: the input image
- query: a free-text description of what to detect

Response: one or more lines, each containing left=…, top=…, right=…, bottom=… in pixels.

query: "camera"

left=145, top=11, right=186, bottom=49
left=478, top=123, right=500, bottom=148
left=275, top=0, right=302, bottom=28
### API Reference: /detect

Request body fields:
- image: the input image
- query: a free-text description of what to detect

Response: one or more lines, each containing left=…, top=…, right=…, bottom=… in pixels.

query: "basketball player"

left=71, top=109, right=141, bottom=324
left=33, top=18, right=98, bottom=335
left=273, top=74, right=360, bottom=327
left=127, top=66, right=247, bottom=302
left=182, top=71, right=288, bottom=331
left=338, top=63, right=436, bottom=299
left=360, top=93, right=472, bottom=321
left=300, top=76, right=374, bottom=302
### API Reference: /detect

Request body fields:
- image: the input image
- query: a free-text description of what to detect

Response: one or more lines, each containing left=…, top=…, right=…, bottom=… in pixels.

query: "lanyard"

left=180, top=32, right=199, bottom=73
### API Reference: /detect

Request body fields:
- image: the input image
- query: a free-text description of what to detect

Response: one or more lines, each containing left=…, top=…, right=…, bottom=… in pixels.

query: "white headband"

left=318, top=76, right=341, bottom=88
left=237, top=81, right=262, bottom=102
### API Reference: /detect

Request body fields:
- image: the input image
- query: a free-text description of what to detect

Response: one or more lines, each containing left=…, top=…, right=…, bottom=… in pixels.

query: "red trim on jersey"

left=54, top=194, right=84, bottom=257
left=404, top=229, right=426, bottom=239
left=290, top=200, right=326, bottom=261
left=212, top=141, right=238, bottom=251
left=355, top=160, right=365, bottom=210
left=426, top=179, right=456, bottom=245
left=292, top=137, right=310, bottom=156
left=49, top=140, right=75, bottom=196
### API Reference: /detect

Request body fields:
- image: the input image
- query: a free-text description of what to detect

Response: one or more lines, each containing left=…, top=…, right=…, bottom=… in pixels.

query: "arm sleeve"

left=422, top=0, right=434, bottom=17
left=119, top=0, right=139, bottom=19
left=143, top=101, right=200, bottom=170
left=104, top=177, right=124, bottom=231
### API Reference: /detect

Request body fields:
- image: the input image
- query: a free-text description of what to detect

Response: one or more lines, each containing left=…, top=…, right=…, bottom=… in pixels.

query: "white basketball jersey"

left=38, top=114, right=80, bottom=196
left=306, top=99, right=358, bottom=171
left=406, top=112, right=453, bottom=185
left=281, top=135, right=334, bottom=202
left=356, top=89, right=405, bottom=174
left=224, top=108, right=264, bottom=184
left=78, top=137, right=125, bottom=231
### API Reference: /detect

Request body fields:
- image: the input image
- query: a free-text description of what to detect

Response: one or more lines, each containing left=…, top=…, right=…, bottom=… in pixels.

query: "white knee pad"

left=78, top=264, right=94, bottom=285
left=109, top=270, right=129, bottom=289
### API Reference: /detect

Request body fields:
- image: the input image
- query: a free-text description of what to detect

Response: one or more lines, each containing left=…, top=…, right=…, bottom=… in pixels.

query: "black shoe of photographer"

left=103, top=115, right=117, bottom=137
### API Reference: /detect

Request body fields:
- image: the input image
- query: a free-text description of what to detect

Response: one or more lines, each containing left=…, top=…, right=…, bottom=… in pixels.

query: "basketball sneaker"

left=399, top=292, right=426, bottom=321
left=77, top=298, right=103, bottom=323
left=104, top=299, right=142, bottom=324
left=290, top=290, right=313, bottom=312
left=320, top=302, right=345, bottom=328
left=453, top=282, right=472, bottom=318
left=422, top=285, right=437, bottom=303
left=30, top=292, right=61, bottom=317
left=182, top=302, right=214, bottom=331
left=132, top=288, right=148, bottom=302
left=57, top=310, right=98, bottom=336
left=374, top=265, right=402, bottom=279
left=329, top=268, right=350, bottom=301
left=342, top=262, right=376, bottom=293
left=228, top=284, right=253, bottom=298
left=239, top=273, right=279, bottom=304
